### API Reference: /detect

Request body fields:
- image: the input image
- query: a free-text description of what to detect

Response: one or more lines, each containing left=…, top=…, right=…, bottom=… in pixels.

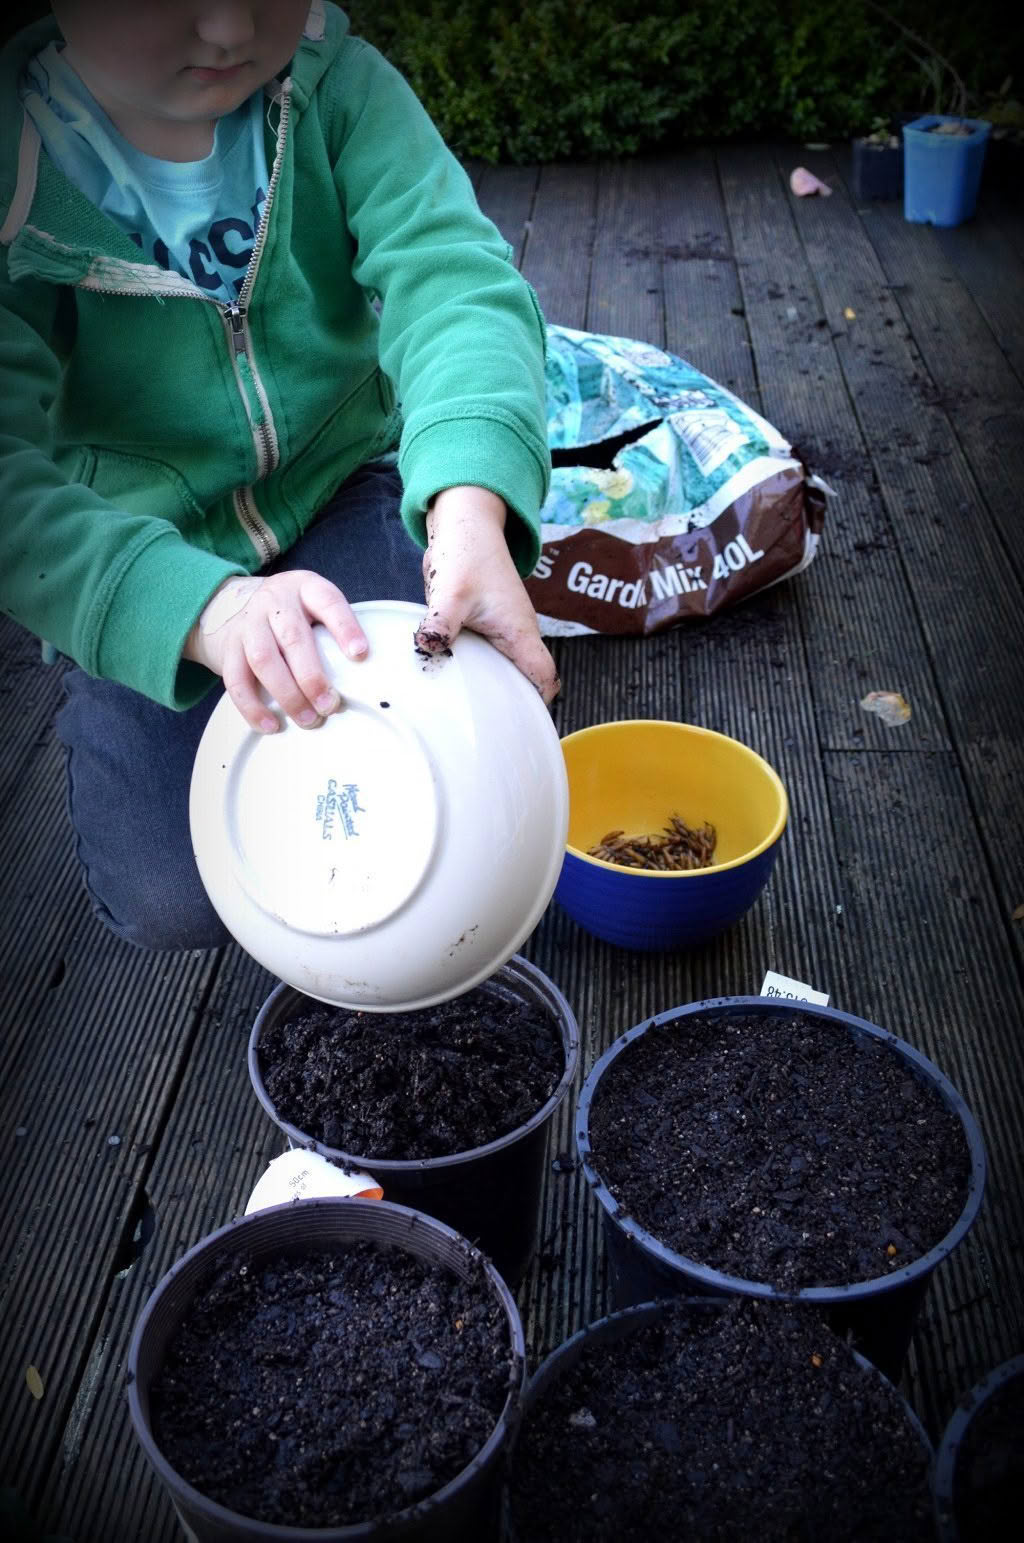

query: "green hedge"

left=345, top=0, right=1023, bottom=163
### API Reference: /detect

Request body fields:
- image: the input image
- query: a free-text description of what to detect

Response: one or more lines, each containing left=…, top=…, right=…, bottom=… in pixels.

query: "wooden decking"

left=2, top=145, right=1023, bottom=1542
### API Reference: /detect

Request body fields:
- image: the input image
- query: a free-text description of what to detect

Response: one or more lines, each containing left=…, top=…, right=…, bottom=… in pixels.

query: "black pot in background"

left=250, top=956, right=580, bottom=1289
left=128, top=1198, right=526, bottom=1543
left=984, top=133, right=1024, bottom=200
left=933, top=1353, right=1024, bottom=1541
left=576, top=997, right=986, bottom=1383
left=503, top=1298, right=934, bottom=1543
left=852, top=137, right=904, bottom=200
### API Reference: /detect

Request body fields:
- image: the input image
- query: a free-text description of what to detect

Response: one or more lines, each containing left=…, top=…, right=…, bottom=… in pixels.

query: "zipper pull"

left=224, top=302, right=247, bottom=355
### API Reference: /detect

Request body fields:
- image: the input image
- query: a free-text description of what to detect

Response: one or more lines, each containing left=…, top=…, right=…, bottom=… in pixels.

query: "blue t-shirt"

left=21, top=43, right=269, bottom=302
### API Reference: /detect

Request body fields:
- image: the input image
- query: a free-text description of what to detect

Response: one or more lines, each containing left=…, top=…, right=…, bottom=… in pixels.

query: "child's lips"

left=189, top=63, right=250, bottom=83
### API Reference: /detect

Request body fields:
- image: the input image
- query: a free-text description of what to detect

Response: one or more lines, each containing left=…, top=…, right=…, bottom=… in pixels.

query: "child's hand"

left=183, top=571, right=369, bottom=732
left=416, top=487, right=560, bottom=703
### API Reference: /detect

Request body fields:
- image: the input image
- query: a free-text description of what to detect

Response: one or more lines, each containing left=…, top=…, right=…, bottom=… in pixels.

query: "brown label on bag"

left=526, top=469, right=820, bottom=635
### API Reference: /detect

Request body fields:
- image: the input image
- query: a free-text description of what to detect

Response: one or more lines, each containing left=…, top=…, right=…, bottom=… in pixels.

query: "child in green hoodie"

left=0, top=1, right=557, bottom=948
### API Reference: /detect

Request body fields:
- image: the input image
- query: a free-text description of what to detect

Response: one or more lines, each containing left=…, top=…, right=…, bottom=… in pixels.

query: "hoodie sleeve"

left=0, top=248, right=246, bottom=707
left=324, top=38, right=550, bottom=576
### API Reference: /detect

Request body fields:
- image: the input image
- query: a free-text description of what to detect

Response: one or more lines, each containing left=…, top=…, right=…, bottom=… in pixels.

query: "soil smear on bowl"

left=259, top=984, right=564, bottom=1158
left=151, top=1240, right=516, bottom=1529
left=507, top=1298, right=934, bottom=1542
left=953, top=1368, right=1024, bottom=1539
left=587, top=1010, right=971, bottom=1288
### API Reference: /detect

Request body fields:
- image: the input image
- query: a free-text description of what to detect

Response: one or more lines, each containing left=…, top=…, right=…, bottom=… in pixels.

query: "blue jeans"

left=57, top=463, right=425, bottom=951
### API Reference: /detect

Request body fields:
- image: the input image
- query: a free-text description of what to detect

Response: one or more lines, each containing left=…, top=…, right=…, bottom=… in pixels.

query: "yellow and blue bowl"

left=553, top=720, right=788, bottom=951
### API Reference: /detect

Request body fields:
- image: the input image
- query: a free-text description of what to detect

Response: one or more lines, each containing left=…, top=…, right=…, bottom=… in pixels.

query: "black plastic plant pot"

left=249, top=956, right=580, bottom=1289
left=984, top=134, right=1024, bottom=199
left=127, top=1197, right=526, bottom=1543
left=575, top=997, right=986, bottom=1383
left=933, top=1353, right=1024, bottom=1541
left=503, top=1298, right=935, bottom=1542
left=852, top=138, right=904, bottom=200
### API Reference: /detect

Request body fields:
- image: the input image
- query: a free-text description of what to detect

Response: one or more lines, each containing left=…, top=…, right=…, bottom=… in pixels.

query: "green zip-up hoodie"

left=0, top=3, right=550, bottom=708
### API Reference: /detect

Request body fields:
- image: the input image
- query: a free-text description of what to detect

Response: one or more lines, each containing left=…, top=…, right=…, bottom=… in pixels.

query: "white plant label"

left=760, top=970, right=829, bottom=1005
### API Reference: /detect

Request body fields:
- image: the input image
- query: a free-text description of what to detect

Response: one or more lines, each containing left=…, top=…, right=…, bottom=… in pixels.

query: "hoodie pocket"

left=59, top=443, right=208, bottom=530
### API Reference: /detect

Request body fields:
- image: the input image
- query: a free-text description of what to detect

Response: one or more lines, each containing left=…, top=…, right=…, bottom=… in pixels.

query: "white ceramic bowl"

left=189, top=601, right=568, bottom=1011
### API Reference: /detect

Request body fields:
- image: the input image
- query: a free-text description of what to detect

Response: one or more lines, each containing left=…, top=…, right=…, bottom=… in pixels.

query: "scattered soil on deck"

left=506, top=1298, right=934, bottom=1542
left=952, top=1367, right=1024, bottom=1539
left=258, top=985, right=564, bottom=1158
left=152, top=1240, right=515, bottom=1529
left=586, top=1009, right=970, bottom=1289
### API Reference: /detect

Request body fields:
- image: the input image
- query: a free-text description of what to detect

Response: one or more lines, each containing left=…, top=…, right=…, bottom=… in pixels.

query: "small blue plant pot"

left=903, top=115, right=991, bottom=227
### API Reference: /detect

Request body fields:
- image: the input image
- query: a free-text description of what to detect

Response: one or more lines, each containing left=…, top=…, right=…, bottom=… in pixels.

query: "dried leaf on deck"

left=860, top=690, right=911, bottom=726
left=1013, top=903, right=1024, bottom=922
left=25, top=1365, right=44, bottom=1400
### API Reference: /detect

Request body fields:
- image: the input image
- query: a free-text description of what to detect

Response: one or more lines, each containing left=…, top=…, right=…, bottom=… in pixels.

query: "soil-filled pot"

left=250, top=957, right=579, bottom=1288
left=128, top=1198, right=526, bottom=1542
left=933, top=1353, right=1024, bottom=1541
left=903, top=115, right=992, bottom=226
left=504, top=1297, right=936, bottom=1541
left=576, top=997, right=985, bottom=1381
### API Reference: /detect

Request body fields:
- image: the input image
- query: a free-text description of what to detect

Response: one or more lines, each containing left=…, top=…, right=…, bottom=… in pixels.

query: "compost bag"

left=528, top=325, right=828, bottom=636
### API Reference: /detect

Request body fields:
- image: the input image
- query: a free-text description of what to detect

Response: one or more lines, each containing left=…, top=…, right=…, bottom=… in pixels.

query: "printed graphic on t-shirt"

left=21, top=42, right=272, bottom=306
left=129, top=187, right=267, bottom=299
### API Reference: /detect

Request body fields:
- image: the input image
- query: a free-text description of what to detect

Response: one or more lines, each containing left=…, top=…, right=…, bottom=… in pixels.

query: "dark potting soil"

left=953, top=1368, right=1024, bottom=1539
left=258, top=984, right=564, bottom=1159
left=506, top=1298, right=934, bottom=1543
left=151, top=1240, right=517, bottom=1529
left=587, top=1011, right=971, bottom=1289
